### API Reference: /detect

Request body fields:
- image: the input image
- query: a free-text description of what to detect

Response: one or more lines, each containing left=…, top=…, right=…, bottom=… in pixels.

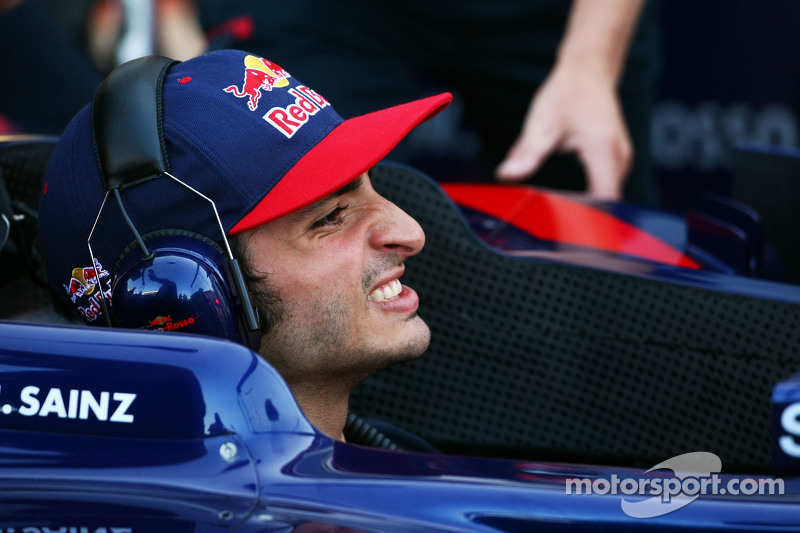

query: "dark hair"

left=229, top=233, right=285, bottom=336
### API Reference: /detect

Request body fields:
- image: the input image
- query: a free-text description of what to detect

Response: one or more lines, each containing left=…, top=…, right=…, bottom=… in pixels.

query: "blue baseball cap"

left=39, top=49, right=451, bottom=324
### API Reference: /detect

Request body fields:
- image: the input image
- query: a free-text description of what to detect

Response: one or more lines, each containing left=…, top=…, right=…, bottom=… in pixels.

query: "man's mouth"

left=367, top=279, right=402, bottom=302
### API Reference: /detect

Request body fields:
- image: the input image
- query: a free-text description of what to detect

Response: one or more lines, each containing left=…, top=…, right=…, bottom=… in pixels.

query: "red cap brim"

left=230, top=92, right=452, bottom=234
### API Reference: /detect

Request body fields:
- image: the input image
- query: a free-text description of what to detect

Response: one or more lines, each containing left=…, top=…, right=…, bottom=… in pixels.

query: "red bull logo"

left=77, top=285, right=112, bottom=322
left=264, top=86, right=330, bottom=138
left=64, top=277, right=87, bottom=302
left=146, top=314, right=197, bottom=332
left=224, top=55, right=291, bottom=111
left=63, top=259, right=109, bottom=303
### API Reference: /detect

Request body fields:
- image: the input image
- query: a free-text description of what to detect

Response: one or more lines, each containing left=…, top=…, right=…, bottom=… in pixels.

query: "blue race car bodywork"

left=3, top=322, right=799, bottom=532
left=2, top=137, right=800, bottom=531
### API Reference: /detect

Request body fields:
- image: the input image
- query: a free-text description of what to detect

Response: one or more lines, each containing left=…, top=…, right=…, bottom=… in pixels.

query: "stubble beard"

left=251, top=253, right=430, bottom=390
left=258, top=291, right=430, bottom=392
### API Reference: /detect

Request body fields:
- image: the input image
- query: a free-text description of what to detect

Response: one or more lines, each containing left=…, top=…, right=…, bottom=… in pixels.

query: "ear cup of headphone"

left=110, top=233, right=260, bottom=350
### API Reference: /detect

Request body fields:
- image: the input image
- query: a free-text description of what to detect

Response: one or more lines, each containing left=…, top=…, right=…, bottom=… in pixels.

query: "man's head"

left=39, top=50, right=450, bottom=392
left=232, top=172, right=431, bottom=394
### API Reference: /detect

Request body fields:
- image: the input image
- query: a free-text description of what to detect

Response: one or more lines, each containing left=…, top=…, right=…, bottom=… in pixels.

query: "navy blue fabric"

left=39, top=50, right=344, bottom=324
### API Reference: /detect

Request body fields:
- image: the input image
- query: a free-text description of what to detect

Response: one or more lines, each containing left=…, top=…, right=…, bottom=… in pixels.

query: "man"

left=38, top=49, right=451, bottom=441
left=231, top=173, right=430, bottom=440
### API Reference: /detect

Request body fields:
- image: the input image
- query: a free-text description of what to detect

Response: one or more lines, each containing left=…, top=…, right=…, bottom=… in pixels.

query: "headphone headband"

left=87, top=56, right=261, bottom=349
left=92, top=56, right=178, bottom=191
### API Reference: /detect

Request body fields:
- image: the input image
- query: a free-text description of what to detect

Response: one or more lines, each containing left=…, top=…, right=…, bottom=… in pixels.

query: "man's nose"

left=369, top=197, right=425, bottom=257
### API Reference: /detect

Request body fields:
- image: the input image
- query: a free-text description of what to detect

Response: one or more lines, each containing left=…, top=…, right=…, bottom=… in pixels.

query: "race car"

left=1, top=135, right=799, bottom=532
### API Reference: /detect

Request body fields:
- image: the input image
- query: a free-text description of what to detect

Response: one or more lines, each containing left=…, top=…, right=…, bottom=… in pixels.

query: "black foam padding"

left=350, top=163, right=800, bottom=472
left=0, top=138, right=56, bottom=211
left=0, top=137, right=60, bottom=320
left=92, top=56, right=176, bottom=191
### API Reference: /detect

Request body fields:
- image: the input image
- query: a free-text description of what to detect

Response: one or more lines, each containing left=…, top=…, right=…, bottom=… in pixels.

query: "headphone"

left=88, top=56, right=261, bottom=350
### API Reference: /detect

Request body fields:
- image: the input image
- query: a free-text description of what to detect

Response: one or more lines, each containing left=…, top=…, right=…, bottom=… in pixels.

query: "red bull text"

left=264, top=86, right=330, bottom=138
left=77, top=283, right=112, bottom=322
left=63, top=259, right=111, bottom=322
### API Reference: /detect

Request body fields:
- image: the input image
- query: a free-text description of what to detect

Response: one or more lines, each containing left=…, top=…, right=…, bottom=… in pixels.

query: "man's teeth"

left=368, top=279, right=402, bottom=302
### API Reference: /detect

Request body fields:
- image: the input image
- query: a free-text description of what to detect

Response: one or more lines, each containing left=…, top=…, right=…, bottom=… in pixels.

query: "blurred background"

left=2, top=0, right=799, bottom=216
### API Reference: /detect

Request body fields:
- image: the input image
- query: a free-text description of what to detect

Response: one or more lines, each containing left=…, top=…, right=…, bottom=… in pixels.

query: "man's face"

left=240, top=173, right=430, bottom=389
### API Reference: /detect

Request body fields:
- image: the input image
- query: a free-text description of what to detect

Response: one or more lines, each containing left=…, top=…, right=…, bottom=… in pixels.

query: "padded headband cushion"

left=92, top=56, right=177, bottom=190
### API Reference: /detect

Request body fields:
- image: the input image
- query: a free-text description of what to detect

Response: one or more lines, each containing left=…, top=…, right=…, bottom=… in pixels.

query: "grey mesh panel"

left=350, top=163, right=800, bottom=472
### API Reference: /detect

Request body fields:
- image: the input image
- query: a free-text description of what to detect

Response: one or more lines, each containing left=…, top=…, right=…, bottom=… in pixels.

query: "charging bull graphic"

left=63, top=258, right=109, bottom=303
left=224, top=55, right=291, bottom=111
left=149, top=315, right=172, bottom=328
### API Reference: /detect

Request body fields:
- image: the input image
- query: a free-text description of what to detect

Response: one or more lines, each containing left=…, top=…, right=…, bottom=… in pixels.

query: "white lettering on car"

left=7, top=385, right=136, bottom=423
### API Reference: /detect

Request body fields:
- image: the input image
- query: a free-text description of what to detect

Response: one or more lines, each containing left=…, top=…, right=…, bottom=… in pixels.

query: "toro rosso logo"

left=224, top=54, right=331, bottom=138
left=224, top=54, right=291, bottom=111
left=146, top=314, right=197, bottom=332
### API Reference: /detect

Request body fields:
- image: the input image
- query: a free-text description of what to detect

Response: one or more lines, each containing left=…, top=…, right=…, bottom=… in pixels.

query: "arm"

left=156, top=0, right=207, bottom=60
left=495, top=0, right=646, bottom=200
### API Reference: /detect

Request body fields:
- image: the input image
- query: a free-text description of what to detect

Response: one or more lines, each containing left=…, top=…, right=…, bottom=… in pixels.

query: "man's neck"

left=290, top=383, right=350, bottom=441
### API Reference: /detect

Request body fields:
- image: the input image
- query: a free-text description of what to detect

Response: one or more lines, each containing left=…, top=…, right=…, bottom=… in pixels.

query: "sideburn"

left=229, top=233, right=286, bottom=336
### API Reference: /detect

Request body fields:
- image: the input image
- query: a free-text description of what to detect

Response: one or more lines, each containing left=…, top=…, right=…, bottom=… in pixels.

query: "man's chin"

left=372, top=319, right=430, bottom=372
left=406, top=315, right=431, bottom=354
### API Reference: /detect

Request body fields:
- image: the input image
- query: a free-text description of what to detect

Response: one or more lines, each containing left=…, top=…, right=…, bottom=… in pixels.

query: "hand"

left=495, top=66, right=632, bottom=200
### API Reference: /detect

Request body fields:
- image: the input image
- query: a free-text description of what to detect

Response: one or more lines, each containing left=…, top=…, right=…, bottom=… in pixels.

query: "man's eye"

left=311, top=204, right=348, bottom=228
